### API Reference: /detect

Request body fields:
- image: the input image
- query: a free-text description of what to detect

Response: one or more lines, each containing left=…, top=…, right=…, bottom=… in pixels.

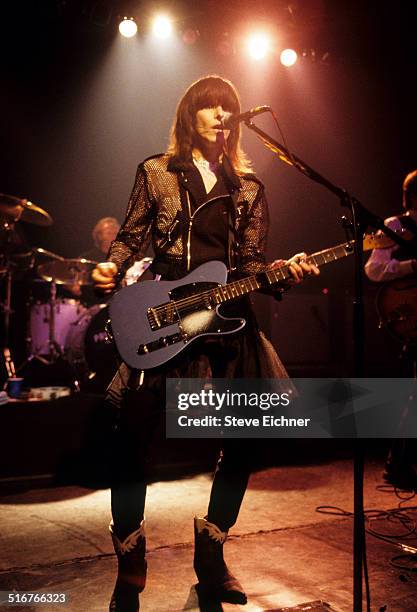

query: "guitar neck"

left=211, top=241, right=354, bottom=305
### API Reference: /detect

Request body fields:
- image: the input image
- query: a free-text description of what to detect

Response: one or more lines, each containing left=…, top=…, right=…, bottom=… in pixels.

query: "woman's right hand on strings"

left=91, top=262, right=118, bottom=292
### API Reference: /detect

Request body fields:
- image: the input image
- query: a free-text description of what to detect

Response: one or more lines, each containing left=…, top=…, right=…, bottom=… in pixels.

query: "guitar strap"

left=228, top=192, right=238, bottom=273
left=222, top=154, right=242, bottom=275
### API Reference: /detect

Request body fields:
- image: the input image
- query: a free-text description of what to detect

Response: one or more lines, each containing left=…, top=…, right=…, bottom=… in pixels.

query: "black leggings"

left=110, top=379, right=253, bottom=539
left=110, top=329, right=262, bottom=540
left=111, top=438, right=252, bottom=540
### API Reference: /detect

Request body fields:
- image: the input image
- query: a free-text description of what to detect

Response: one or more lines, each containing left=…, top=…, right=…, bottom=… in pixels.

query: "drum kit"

left=0, top=193, right=117, bottom=392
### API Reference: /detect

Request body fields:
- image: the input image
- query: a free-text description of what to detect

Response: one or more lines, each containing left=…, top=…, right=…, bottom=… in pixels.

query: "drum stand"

left=45, top=280, right=63, bottom=362
left=21, top=280, right=62, bottom=365
left=1, top=268, right=17, bottom=382
left=1, top=222, right=17, bottom=383
left=0, top=193, right=56, bottom=388
left=18, top=280, right=81, bottom=391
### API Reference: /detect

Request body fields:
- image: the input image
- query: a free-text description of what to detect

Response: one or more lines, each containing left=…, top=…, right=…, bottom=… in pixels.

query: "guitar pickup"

left=137, top=332, right=183, bottom=355
left=147, top=304, right=178, bottom=330
left=147, top=307, right=161, bottom=330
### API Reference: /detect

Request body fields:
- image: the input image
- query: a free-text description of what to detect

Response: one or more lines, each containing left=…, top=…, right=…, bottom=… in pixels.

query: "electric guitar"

left=109, top=239, right=376, bottom=370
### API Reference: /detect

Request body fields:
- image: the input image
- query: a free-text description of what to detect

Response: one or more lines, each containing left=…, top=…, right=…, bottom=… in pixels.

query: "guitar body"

left=376, top=274, right=417, bottom=344
left=109, top=261, right=246, bottom=370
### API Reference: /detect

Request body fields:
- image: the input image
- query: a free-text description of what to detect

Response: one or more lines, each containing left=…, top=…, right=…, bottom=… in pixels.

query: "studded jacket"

left=107, top=154, right=270, bottom=281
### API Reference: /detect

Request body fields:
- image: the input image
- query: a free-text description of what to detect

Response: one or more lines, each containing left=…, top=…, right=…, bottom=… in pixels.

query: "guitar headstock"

left=363, top=229, right=412, bottom=251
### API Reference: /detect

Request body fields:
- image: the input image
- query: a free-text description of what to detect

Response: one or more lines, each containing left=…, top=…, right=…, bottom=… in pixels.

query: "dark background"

left=1, top=0, right=417, bottom=373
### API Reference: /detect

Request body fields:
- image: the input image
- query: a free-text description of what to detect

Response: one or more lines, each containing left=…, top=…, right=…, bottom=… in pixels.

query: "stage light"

left=280, top=48, right=298, bottom=67
left=119, top=17, right=137, bottom=38
left=247, top=32, right=271, bottom=60
left=152, top=15, right=173, bottom=39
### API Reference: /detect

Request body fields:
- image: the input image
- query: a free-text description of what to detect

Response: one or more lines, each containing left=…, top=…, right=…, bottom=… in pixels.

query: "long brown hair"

left=167, top=75, right=252, bottom=175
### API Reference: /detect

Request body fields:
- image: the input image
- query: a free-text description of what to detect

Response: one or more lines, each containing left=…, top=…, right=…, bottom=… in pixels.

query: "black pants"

left=110, top=331, right=262, bottom=541
left=111, top=407, right=252, bottom=540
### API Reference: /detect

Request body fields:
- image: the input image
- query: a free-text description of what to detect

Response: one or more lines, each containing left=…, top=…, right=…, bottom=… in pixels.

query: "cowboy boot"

left=193, top=517, right=247, bottom=604
left=109, top=519, right=147, bottom=612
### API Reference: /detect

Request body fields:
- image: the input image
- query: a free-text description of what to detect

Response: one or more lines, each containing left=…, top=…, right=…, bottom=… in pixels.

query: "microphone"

left=222, top=105, right=271, bottom=129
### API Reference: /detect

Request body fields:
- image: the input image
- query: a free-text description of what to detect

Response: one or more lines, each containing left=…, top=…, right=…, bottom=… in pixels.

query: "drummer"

left=65, top=217, right=120, bottom=304
left=80, top=217, right=121, bottom=263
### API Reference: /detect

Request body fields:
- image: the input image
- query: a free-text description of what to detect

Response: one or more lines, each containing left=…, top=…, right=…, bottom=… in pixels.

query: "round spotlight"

left=152, top=15, right=173, bottom=39
left=280, top=48, right=298, bottom=67
left=247, top=33, right=271, bottom=60
left=119, top=17, right=137, bottom=38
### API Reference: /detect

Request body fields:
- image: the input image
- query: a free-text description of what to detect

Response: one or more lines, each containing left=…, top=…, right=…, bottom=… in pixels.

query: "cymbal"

left=37, top=258, right=97, bottom=285
left=10, top=247, right=64, bottom=265
left=0, top=194, right=53, bottom=226
left=32, top=247, right=65, bottom=260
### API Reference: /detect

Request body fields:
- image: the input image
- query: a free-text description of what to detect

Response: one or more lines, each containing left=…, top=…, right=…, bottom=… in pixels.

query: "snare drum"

left=66, top=304, right=117, bottom=389
left=29, top=299, right=86, bottom=355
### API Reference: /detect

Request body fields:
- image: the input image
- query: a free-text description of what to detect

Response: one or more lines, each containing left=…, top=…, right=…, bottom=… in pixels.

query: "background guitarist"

left=365, top=168, right=417, bottom=491
left=365, top=169, right=417, bottom=282
left=91, top=75, right=319, bottom=611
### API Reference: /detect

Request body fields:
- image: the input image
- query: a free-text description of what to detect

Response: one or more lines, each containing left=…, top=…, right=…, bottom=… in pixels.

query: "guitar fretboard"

left=150, top=241, right=354, bottom=324
left=208, top=242, right=354, bottom=305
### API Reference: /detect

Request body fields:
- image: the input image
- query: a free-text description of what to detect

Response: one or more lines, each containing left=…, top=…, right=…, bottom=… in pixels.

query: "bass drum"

left=66, top=304, right=118, bottom=391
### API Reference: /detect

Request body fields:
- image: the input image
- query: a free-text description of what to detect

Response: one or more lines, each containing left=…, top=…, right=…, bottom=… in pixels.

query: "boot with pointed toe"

left=109, top=520, right=147, bottom=612
left=194, top=517, right=247, bottom=605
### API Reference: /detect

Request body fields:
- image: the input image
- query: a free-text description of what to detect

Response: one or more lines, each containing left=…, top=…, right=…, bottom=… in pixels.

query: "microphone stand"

left=244, top=118, right=393, bottom=612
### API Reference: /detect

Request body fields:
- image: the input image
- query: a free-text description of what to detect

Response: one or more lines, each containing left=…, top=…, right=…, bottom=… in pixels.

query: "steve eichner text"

left=177, top=389, right=292, bottom=411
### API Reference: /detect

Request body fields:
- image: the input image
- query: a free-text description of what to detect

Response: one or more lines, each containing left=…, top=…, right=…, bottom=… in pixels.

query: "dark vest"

left=152, top=163, right=235, bottom=280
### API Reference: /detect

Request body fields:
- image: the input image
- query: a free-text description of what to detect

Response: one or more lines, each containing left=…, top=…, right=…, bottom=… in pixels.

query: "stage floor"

left=1, top=459, right=417, bottom=611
